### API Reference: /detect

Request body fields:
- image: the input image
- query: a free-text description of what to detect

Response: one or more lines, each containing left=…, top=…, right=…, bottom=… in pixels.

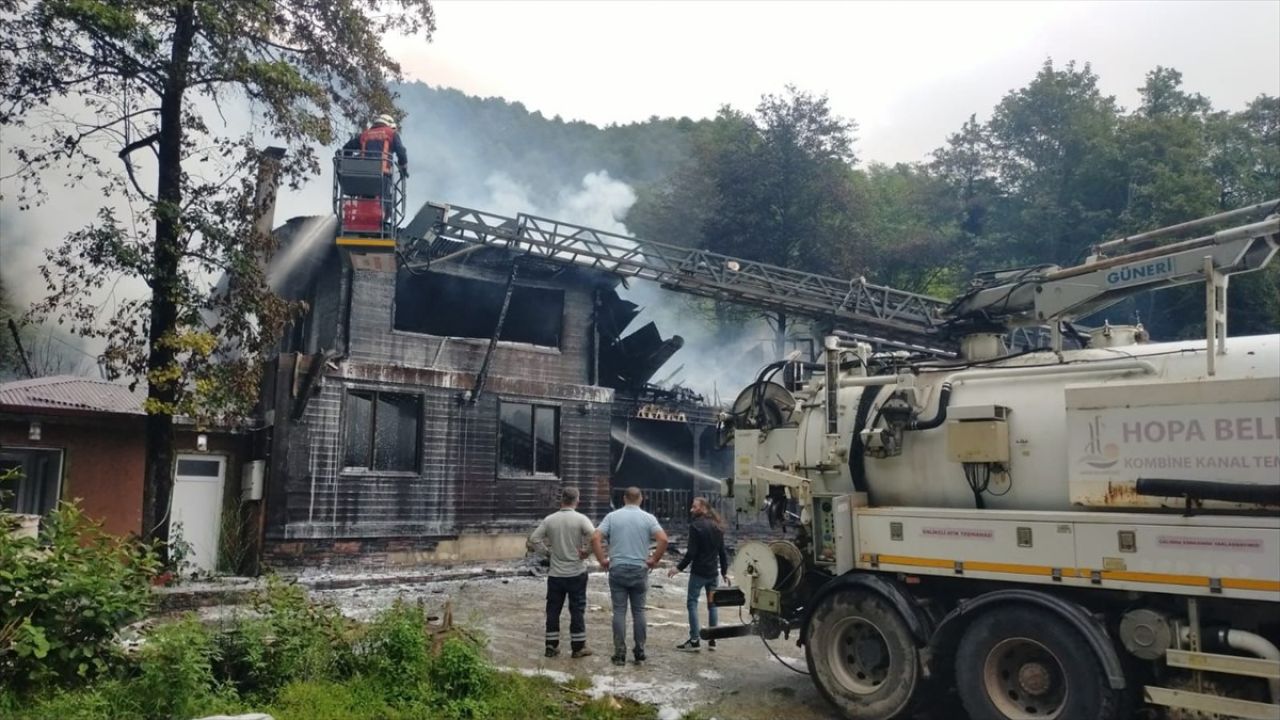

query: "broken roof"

left=0, top=376, right=146, bottom=416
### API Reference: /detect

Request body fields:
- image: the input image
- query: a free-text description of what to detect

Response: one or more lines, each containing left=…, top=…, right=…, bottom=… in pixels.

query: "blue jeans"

left=608, top=563, right=649, bottom=654
left=686, top=573, right=719, bottom=642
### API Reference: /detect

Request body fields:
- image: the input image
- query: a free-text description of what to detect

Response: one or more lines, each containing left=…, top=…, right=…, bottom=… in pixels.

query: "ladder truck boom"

left=398, top=201, right=955, bottom=354
left=947, top=201, right=1279, bottom=332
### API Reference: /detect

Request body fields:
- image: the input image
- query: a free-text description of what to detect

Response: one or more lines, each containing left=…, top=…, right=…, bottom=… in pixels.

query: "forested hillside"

left=391, top=82, right=706, bottom=212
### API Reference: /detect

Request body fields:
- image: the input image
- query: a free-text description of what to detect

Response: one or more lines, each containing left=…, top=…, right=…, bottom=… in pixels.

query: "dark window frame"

left=496, top=400, right=561, bottom=479
left=392, top=269, right=566, bottom=350
left=0, top=446, right=64, bottom=517
left=340, top=389, right=423, bottom=474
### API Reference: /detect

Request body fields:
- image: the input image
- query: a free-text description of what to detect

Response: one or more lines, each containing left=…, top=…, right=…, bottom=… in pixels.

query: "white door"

left=170, top=455, right=226, bottom=574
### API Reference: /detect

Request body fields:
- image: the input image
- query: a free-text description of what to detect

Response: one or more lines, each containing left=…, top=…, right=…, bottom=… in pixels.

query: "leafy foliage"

left=1, top=576, right=655, bottom=719
left=0, top=501, right=158, bottom=691
left=128, top=616, right=243, bottom=720
left=214, top=576, right=354, bottom=696
left=630, top=61, right=1278, bottom=347
left=0, top=0, right=436, bottom=549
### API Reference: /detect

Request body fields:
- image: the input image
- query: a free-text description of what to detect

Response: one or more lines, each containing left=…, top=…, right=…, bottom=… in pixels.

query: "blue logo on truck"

left=1105, top=258, right=1175, bottom=288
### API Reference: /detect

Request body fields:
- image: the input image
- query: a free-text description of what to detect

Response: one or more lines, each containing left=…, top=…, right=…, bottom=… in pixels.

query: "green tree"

left=849, top=163, right=964, bottom=295
left=1207, top=95, right=1280, bottom=336
left=628, top=87, right=863, bottom=354
left=984, top=59, right=1127, bottom=267
left=930, top=113, right=999, bottom=244
left=0, top=0, right=435, bottom=553
left=0, top=274, right=26, bottom=379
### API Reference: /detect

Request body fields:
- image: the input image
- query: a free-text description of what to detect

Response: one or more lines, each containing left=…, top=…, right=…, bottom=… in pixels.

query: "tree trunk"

left=141, top=3, right=196, bottom=559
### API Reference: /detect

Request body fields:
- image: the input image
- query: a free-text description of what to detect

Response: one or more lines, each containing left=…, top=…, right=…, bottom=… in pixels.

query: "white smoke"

left=1, top=81, right=777, bottom=400
left=465, top=167, right=771, bottom=403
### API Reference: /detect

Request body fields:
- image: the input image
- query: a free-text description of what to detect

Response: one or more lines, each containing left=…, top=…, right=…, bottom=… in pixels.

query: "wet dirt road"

left=314, top=571, right=842, bottom=720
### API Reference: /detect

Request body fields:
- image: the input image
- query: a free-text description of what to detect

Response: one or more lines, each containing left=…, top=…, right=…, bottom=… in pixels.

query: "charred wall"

left=262, top=252, right=615, bottom=565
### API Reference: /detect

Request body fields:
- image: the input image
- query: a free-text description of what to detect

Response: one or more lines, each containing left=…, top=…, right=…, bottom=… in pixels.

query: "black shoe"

left=708, top=639, right=717, bottom=651
left=633, top=649, right=646, bottom=664
left=611, top=651, right=626, bottom=666
left=545, top=646, right=559, bottom=658
left=676, top=638, right=701, bottom=652
left=571, top=647, right=593, bottom=659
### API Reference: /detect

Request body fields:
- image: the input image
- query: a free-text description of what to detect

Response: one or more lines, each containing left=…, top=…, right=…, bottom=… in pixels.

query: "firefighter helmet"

left=373, top=113, right=397, bottom=129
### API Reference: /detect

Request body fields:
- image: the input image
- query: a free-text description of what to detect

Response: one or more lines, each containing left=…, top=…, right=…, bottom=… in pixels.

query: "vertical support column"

left=1187, top=597, right=1203, bottom=693
left=824, top=336, right=840, bottom=436
left=1204, top=256, right=1228, bottom=377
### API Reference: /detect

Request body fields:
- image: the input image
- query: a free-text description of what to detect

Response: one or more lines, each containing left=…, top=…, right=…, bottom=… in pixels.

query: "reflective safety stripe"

left=336, top=236, right=395, bottom=248
left=864, top=554, right=1080, bottom=578
left=859, top=553, right=1280, bottom=593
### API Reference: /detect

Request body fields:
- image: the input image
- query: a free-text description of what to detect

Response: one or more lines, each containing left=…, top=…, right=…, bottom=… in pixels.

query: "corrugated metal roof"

left=0, top=376, right=146, bottom=415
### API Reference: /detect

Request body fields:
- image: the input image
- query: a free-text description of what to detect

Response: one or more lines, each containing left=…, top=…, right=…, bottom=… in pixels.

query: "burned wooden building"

left=260, top=214, right=726, bottom=567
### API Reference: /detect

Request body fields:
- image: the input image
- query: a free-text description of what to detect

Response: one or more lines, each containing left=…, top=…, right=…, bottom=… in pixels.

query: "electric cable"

left=760, top=633, right=811, bottom=675
left=738, top=607, right=810, bottom=675
left=987, top=464, right=1014, bottom=497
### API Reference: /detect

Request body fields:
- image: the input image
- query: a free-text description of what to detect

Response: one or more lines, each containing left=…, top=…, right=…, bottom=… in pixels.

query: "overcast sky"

left=387, top=0, right=1280, bottom=164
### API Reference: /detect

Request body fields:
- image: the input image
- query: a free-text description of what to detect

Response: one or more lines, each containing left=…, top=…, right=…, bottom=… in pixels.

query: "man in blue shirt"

left=592, top=486, right=668, bottom=666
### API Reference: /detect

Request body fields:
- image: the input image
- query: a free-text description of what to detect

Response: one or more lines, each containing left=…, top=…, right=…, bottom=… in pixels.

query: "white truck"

left=397, top=195, right=1279, bottom=719
left=711, top=203, right=1280, bottom=720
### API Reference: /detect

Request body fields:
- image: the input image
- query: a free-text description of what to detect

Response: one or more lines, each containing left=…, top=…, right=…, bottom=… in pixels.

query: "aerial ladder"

left=396, top=202, right=955, bottom=355
left=393, top=199, right=1278, bottom=362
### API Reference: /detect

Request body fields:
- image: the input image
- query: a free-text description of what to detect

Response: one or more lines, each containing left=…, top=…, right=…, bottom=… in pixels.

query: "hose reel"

left=730, top=540, right=806, bottom=612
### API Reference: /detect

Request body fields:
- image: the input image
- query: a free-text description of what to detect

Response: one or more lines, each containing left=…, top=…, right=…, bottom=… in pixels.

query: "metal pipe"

left=1057, top=217, right=1279, bottom=282
left=838, top=375, right=907, bottom=388
left=1096, top=199, right=1278, bottom=254
left=1225, top=629, right=1280, bottom=703
left=1180, top=626, right=1280, bottom=703
left=947, top=359, right=1157, bottom=386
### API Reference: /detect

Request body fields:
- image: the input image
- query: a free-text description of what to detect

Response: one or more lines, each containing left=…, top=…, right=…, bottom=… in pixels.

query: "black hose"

left=905, top=383, right=953, bottom=431
left=1136, top=478, right=1280, bottom=505
left=849, top=384, right=885, bottom=493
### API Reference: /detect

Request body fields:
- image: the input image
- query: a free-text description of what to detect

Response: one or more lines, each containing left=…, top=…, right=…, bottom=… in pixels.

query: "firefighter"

left=343, top=113, right=408, bottom=178
left=341, top=113, right=408, bottom=228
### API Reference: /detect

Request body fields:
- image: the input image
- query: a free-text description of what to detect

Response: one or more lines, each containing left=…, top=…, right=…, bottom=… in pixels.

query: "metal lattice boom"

left=400, top=202, right=953, bottom=353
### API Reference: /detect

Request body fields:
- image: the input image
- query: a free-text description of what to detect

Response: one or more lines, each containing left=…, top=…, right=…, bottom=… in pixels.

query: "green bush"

left=430, top=635, right=492, bottom=701
left=0, top=501, right=158, bottom=691
left=128, top=615, right=242, bottom=720
left=355, top=599, right=433, bottom=701
left=1, top=569, right=665, bottom=720
left=215, top=576, right=354, bottom=697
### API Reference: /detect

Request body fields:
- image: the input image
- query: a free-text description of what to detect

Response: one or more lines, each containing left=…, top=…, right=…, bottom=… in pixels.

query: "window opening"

left=343, top=390, right=421, bottom=472
left=394, top=269, right=564, bottom=347
left=498, top=401, right=559, bottom=476
left=0, top=448, right=63, bottom=516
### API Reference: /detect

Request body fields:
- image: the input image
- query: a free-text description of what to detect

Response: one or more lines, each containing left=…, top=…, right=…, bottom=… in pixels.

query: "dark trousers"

left=545, top=572, right=589, bottom=651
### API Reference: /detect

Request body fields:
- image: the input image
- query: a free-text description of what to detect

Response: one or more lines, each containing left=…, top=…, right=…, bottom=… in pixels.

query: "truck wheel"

left=805, top=589, right=922, bottom=720
left=955, top=606, right=1122, bottom=720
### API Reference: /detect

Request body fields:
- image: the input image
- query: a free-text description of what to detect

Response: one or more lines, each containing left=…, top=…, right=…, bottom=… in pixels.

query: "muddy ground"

left=306, top=570, right=840, bottom=720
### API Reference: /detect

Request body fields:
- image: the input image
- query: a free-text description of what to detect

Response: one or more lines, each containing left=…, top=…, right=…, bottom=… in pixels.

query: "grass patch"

left=0, top=580, right=661, bottom=720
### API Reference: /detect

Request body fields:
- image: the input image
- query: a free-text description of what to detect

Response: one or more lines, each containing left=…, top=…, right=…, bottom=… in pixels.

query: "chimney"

left=252, top=146, right=288, bottom=243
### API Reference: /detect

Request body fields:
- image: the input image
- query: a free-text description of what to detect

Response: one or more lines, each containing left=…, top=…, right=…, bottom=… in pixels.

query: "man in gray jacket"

left=528, top=487, right=596, bottom=658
